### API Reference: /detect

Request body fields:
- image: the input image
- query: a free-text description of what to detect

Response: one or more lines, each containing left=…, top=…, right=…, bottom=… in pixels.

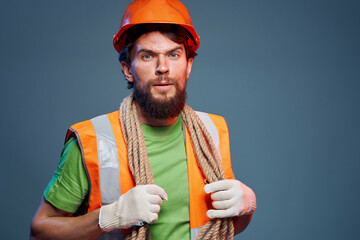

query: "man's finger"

left=146, top=184, right=168, bottom=200
left=148, top=194, right=163, bottom=205
left=144, top=212, right=159, bottom=224
left=206, top=209, right=235, bottom=219
left=149, top=204, right=161, bottom=214
left=212, top=199, right=235, bottom=210
left=211, top=190, right=234, bottom=201
left=204, top=180, right=232, bottom=194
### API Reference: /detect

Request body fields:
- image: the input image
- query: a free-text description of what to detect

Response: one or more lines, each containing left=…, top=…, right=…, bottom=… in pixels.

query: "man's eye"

left=142, top=54, right=152, bottom=60
left=170, top=53, right=179, bottom=58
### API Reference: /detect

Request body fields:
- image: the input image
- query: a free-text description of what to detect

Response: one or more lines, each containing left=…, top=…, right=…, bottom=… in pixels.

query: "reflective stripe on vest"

left=90, top=115, right=121, bottom=205
left=67, top=110, right=234, bottom=240
left=195, top=111, right=221, bottom=161
left=191, top=226, right=203, bottom=240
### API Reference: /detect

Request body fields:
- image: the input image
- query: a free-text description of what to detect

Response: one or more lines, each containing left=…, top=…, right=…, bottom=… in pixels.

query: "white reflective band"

left=191, top=220, right=220, bottom=240
left=195, top=111, right=221, bottom=161
left=191, top=225, right=203, bottom=240
left=91, top=114, right=121, bottom=205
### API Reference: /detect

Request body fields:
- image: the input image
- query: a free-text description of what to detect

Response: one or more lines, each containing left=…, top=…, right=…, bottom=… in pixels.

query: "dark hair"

left=119, top=24, right=197, bottom=89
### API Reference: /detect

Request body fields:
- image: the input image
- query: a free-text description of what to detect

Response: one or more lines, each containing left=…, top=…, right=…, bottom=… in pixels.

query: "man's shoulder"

left=194, top=111, right=227, bottom=125
left=195, top=111, right=224, bottom=119
left=70, top=110, right=120, bottom=128
left=65, top=110, right=120, bottom=142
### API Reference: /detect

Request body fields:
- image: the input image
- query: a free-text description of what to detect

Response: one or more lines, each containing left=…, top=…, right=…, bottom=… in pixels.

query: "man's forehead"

left=134, top=31, right=185, bottom=53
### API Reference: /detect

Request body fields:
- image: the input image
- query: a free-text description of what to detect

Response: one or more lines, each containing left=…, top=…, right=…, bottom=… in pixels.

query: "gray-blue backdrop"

left=1, top=0, right=359, bottom=239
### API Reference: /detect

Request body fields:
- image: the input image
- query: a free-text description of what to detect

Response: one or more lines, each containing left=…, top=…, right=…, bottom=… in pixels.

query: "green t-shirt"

left=43, top=137, right=89, bottom=212
left=44, top=116, right=190, bottom=239
left=142, top=116, right=190, bottom=239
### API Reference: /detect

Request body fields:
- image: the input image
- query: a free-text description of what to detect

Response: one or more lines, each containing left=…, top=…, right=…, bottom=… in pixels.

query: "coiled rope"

left=119, top=94, right=234, bottom=240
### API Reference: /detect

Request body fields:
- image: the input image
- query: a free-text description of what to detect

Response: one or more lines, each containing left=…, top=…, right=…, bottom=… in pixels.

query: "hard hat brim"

left=113, top=22, right=200, bottom=54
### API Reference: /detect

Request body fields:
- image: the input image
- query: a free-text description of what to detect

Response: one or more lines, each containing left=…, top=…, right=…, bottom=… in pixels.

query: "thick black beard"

left=134, top=80, right=186, bottom=120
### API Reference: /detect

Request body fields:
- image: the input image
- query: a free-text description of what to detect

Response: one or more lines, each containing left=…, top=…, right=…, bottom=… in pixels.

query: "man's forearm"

left=30, top=207, right=104, bottom=240
left=233, top=214, right=253, bottom=234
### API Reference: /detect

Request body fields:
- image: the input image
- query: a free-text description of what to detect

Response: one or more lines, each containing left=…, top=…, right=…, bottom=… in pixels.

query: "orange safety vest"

left=66, top=110, right=236, bottom=239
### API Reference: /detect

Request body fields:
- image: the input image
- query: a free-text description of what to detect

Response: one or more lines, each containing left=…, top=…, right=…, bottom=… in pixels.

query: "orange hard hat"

left=113, top=0, right=200, bottom=53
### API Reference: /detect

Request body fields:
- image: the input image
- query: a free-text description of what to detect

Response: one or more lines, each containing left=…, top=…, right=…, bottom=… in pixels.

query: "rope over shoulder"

left=119, top=94, right=234, bottom=240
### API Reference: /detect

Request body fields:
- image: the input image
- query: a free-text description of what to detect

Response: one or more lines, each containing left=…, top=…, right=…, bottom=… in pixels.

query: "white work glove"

left=204, top=179, right=256, bottom=219
left=99, top=184, right=168, bottom=232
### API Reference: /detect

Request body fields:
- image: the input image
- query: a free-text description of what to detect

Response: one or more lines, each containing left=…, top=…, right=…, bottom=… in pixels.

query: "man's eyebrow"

left=136, top=46, right=184, bottom=55
left=136, top=49, right=154, bottom=55
left=168, top=46, right=183, bottom=53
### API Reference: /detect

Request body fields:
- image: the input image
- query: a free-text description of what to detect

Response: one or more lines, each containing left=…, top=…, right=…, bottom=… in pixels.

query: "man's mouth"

left=153, top=81, right=173, bottom=86
left=152, top=81, right=174, bottom=91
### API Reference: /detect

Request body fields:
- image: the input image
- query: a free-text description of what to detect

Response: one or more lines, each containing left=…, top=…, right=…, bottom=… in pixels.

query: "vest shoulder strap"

left=195, top=111, right=221, bottom=160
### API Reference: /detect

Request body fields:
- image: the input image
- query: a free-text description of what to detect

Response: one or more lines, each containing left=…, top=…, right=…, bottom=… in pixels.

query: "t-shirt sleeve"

left=43, top=137, right=89, bottom=213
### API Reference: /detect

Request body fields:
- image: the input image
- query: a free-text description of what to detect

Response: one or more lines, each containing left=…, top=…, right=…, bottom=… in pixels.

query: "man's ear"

left=121, top=61, right=134, bottom=83
left=186, top=58, right=194, bottom=79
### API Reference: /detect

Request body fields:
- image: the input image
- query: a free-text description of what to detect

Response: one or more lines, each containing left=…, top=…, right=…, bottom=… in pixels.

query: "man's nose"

left=156, top=55, right=169, bottom=75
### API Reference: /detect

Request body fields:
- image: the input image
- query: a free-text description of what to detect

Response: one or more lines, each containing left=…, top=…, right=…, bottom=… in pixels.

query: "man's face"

left=121, top=31, right=193, bottom=119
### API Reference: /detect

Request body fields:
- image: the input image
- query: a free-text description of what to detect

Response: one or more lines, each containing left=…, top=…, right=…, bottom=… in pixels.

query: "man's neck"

left=136, top=103, right=178, bottom=127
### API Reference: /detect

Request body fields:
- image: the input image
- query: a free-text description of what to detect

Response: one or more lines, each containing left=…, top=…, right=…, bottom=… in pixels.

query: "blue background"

left=1, top=0, right=359, bottom=239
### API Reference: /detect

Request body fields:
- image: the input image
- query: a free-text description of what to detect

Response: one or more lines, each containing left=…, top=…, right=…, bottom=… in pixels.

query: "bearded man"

left=30, top=1, right=256, bottom=239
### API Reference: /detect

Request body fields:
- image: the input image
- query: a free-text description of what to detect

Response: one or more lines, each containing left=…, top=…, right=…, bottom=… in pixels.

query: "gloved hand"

left=99, top=184, right=168, bottom=231
left=204, top=179, right=256, bottom=219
